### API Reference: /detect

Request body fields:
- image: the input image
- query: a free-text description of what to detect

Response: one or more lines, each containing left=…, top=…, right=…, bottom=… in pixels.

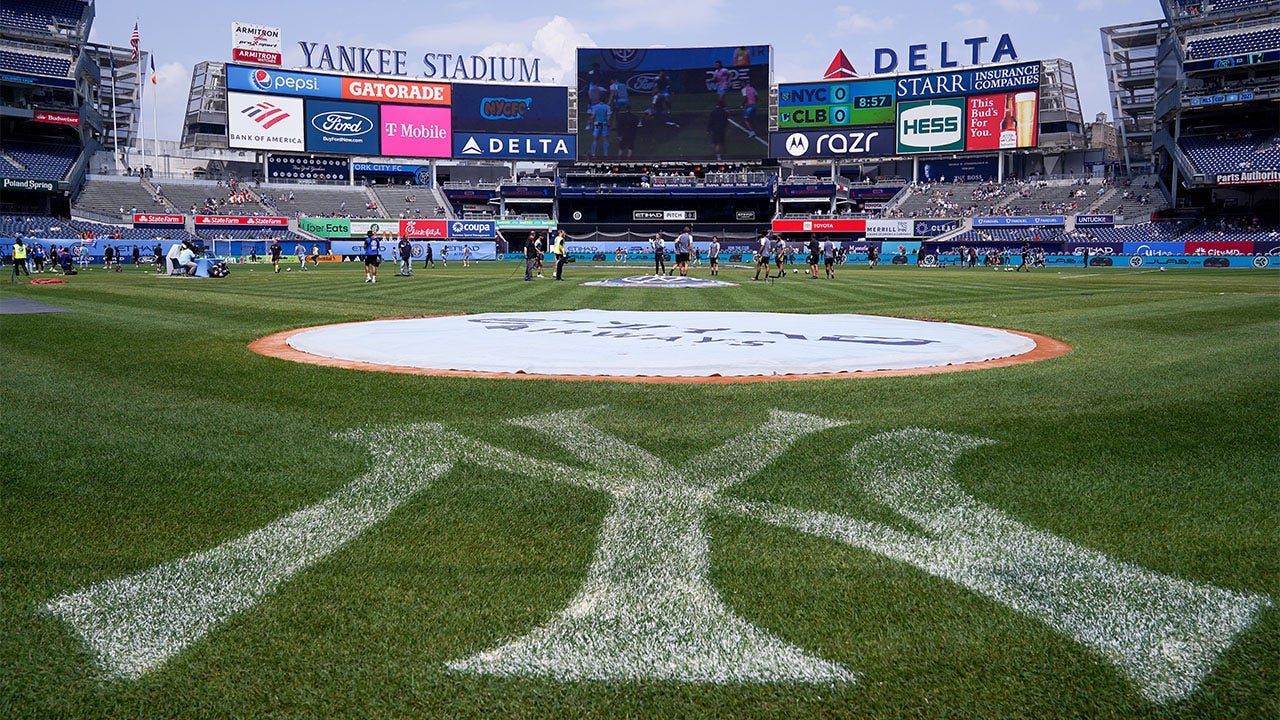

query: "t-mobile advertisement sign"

left=380, top=105, right=451, bottom=158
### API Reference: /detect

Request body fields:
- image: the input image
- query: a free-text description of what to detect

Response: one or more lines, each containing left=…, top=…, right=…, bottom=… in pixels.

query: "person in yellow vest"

left=11, top=237, right=30, bottom=279
left=552, top=230, right=569, bottom=281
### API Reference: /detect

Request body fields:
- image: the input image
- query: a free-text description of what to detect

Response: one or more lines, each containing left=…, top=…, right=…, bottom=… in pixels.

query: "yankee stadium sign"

left=297, top=41, right=541, bottom=82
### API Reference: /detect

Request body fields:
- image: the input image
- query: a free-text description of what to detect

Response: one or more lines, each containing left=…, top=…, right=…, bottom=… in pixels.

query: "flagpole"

left=110, top=52, right=120, bottom=173
left=151, top=57, right=159, bottom=176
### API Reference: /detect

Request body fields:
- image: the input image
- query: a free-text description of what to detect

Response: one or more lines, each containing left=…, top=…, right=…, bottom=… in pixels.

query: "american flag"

left=130, top=22, right=139, bottom=62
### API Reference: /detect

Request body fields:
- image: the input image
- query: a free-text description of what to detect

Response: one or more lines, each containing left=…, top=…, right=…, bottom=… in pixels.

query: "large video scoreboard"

left=772, top=61, right=1041, bottom=160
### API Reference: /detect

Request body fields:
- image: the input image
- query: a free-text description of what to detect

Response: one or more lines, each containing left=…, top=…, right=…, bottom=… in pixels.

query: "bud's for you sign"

left=232, top=22, right=282, bottom=66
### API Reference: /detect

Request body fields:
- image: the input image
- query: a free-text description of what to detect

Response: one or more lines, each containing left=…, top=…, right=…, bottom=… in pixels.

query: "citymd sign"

left=896, top=98, right=964, bottom=153
left=770, top=126, right=894, bottom=159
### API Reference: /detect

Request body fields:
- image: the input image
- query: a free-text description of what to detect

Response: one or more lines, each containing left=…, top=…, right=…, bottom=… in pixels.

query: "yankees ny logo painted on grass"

left=47, top=410, right=1269, bottom=702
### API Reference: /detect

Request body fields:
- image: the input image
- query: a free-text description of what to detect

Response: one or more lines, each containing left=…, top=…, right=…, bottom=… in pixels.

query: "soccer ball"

left=791, top=269, right=797, bottom=274
left=286, top=267, right=292, bottom=272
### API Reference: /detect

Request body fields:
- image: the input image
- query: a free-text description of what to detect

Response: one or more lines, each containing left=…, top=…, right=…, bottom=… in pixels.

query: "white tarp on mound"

left=287, top=310, right=1037, bottom=377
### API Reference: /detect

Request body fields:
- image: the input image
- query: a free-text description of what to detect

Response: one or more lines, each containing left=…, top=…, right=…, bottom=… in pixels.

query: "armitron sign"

left=232, top=21, right=282, bottom=66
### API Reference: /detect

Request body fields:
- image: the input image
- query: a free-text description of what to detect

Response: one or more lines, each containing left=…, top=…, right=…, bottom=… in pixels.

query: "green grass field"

left=2, top=260, right=1277, bottom=719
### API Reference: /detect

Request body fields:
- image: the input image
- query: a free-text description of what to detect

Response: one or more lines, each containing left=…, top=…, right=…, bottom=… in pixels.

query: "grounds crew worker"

left=11, top=237, right=30, bottom=278
left=553, top=230, right=569, bottom=281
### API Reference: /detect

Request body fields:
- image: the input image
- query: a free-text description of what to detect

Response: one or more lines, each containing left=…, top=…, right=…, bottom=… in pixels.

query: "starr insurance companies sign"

left=232, top=21, right=282, bottom=66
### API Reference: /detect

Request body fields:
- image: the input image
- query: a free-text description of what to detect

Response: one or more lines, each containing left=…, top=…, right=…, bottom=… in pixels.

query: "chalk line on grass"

left=724, top=429, right=1272, bottom=704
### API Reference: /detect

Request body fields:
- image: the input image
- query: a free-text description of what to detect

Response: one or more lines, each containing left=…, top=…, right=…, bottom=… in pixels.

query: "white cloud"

left=593, top=0, right=726, bottom=33
left=833, top=7, right=895, bottom=34
left=958, top=18, right=992, bottom=36
left=994, top=0, right=1041, bottom=11
left=954, top=2, right=976, bottom=14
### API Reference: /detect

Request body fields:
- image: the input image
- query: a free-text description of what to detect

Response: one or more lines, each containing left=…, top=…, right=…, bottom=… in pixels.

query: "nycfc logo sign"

left=46, top=410, right=1270, bottom=702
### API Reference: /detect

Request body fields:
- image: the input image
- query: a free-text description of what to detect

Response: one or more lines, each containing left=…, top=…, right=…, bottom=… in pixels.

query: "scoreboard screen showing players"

left=777, top=79, right=896, bottom=129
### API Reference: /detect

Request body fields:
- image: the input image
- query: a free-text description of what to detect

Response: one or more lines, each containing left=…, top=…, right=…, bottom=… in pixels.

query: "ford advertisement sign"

left=305, top=99, right=379, bottom=154
left=448, top=219, right=496, bottom=239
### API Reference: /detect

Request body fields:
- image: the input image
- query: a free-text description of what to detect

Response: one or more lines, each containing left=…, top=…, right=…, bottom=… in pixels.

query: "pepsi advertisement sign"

left=453, top=133, right=576, bottom=160
left=449, top=219, right=496, bottom=239
left=450, top=83, right=570, bottom=134
left=305, top=99, right=379, bottom=154
left=227, top=64, right=343, bottom=99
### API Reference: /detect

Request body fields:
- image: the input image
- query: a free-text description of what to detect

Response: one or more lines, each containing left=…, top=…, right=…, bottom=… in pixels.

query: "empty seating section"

left=1064, top=223, right=1187, bottom=243
left=368, top=185, right=447, bottom=218
left=2, top=142, right=79, bottom=181
left=0, top=0, right=87, bottom=33
left=0, top=49, right=71, bottom=77
left=160, top=183, right=260, bottom=216
left=195, top=227, right=303, bottom=245
left=1185, top=26, right=1280, bottom=59
left=951, top=227, right=1067, bottom=246
left=71, top=220, right=199, bottom=242
left=885, top=182, right=1013, bottom=218
left=1180, top=132, right=1280, bottom=174
left=1000, top=180, right=1095, bottom=215
left=0, top=214, right=197, bottom=243
left=262, top=185, right=383, bottom=218
left=74, top=177, right=169, bottom=219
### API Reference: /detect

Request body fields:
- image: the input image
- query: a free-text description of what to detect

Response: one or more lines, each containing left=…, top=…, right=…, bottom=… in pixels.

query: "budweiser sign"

left=133, top=214, right=185, bottom=225
left=195, top=215, right=289, bottom=226
left=34, top=110, right=80, bottom=126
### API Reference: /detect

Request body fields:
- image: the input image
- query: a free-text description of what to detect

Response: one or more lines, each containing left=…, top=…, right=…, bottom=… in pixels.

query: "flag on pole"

left=109, top=49, right=116, bottom=80
left=130, top=22, right=139, bottom=61
left=150, top=56, right=157, bottom=84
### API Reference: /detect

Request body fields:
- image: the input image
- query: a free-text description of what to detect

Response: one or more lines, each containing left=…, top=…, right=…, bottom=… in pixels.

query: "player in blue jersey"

left=362, top=230, right=382, bottom=283
left=589, top=100, right=611, bottom=160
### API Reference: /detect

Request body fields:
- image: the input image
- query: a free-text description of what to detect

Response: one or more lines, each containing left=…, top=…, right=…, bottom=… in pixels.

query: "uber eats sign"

left=897, top=98, right=965, bottom=153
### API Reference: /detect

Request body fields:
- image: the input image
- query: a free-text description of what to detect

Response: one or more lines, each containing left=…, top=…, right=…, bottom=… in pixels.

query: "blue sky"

left=89, top=0, right=1164, bottom=142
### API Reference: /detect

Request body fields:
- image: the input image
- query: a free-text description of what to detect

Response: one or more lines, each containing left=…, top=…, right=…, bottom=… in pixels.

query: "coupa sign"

left=896, top=99, right=964, bottom=154
left=449, top=220, right=495, bottom=239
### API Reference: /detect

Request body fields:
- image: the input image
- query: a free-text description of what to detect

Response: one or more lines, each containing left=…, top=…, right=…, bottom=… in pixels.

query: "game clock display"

left=777, top=79, right=896, bottom=128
